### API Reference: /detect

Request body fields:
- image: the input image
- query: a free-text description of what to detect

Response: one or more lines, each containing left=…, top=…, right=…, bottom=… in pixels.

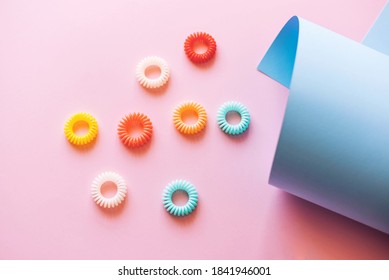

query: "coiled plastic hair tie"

left=173, top=101, right=207, bottom=134
left=162, top=180, right=198, bottom=216
left=118, top=113, right=153, bottom=148
left=136, top=56, right=170, bottom=89
left=217, top=101, right=250, bottom=135
left=64, top=112, right=98, bottom=146
left=91, top=171, right=127, bottom=208
left=184, top=32, right=217, bottom=63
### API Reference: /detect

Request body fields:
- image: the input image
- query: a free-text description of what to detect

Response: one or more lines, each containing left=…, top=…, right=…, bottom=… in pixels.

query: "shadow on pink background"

left=0, top=0, right=388, bottom=259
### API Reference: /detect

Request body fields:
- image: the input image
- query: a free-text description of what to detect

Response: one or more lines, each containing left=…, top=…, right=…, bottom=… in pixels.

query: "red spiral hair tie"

left=184, top=32, right=217, bottom=64
left=118, top=113, right=153, bottom=148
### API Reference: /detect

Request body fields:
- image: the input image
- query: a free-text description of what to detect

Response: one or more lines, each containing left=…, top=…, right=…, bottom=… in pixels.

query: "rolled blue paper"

left=258, top=10, right=389, bottom=233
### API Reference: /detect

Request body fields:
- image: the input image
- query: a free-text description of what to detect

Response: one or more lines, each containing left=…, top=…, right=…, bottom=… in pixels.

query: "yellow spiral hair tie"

left=64, top=112, right=98, bottom=146
left=173, top=101, right=207, bottom=134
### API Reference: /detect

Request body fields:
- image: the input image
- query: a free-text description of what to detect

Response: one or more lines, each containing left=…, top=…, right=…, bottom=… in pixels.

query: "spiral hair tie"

left=118, top=113, right=153, bottom=148
left=64, top=112, right=98, bottom=146
left=136, top=56, right=170, bottom=89
left=217, top=101, right=251, bottom=135
left=184, top=32, right=217, bottom=63
left=162, top=180, right=198, bottom=216
left=91, top=171, right=127, bottom=208
left=173, top=101, right=207, bottom=134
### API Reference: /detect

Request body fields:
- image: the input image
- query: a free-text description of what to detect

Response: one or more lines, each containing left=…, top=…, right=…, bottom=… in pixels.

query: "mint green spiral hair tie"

left=217, top=101, right=250, bottom=135
left=162, top=180, right=198, bottom=216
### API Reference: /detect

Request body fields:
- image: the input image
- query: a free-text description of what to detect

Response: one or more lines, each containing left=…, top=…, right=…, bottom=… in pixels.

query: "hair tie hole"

left=172, top=190, right=189, bottom=206
left=226, top=111, right=241, bottom=125
left=100, top=181, right=118, bottom=198
left=73, top=120, right=90, bottom=136
left=193, top=40, right=208, bottom=54
left=181, top=109, right=199, bottom=125
left=145, top=65, right=162, bottom=79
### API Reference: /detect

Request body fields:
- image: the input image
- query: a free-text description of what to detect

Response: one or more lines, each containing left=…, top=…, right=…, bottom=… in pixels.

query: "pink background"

left=1, top=0, right=388, bottom=259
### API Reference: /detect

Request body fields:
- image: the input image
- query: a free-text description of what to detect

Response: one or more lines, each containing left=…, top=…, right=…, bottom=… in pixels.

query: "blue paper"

left=258, top=8, right=389, bottom=233
left=363, top=2, right=389, bottom=55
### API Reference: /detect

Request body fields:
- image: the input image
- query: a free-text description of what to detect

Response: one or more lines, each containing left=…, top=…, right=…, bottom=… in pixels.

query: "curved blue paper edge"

left=257, top=16, right=299, bottom=88
left=258, top=15, right=389, bottom=233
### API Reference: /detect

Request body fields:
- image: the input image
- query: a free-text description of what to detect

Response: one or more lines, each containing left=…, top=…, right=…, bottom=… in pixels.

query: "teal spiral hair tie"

left=217, top=101, right=250, bottom=135
left=162, top=180, right=198, bottom=216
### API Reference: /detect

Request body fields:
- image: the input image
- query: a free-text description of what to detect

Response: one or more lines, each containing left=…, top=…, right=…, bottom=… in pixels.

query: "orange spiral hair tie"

left=173, top=101, right=207, bottom=135
left=184, top=32, right=217, bottom=63
left=118, top=113, right=153, bottom=148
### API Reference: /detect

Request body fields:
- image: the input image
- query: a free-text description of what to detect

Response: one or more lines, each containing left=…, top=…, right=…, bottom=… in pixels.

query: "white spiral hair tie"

left=91, top=171, right=127, bottom=208
left=136, top=56, right=170, bottom=89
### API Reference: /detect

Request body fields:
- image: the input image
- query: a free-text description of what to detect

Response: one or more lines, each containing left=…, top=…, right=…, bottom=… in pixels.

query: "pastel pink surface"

left=0, top=0, right=388, bottom=259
